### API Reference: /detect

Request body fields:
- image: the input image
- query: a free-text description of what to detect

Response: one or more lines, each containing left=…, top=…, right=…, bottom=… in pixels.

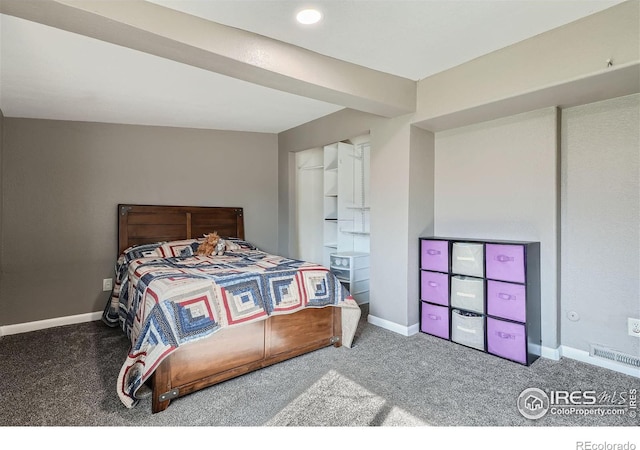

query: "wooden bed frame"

left=117, top=204, right=343, bottom=413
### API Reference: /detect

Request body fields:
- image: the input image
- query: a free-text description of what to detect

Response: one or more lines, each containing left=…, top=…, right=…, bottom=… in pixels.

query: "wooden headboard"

left=118, top=204, right=244, bottom=254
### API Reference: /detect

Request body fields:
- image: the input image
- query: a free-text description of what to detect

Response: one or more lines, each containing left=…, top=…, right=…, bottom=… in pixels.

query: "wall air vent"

left=589, top=344, right=640, bottom=368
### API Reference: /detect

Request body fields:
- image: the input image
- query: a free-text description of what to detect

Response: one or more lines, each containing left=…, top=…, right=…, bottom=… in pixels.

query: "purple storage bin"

left=487, top=280, right=526, bottom=323
left=421, top=303, right=449, bottom=340
left=485, top=244, right=525, bottom=283
left=487, top=317, right=527, bottom=364
left=421, top=240, right=449, bottom=272
left=420, top=271, right=449, bottom=306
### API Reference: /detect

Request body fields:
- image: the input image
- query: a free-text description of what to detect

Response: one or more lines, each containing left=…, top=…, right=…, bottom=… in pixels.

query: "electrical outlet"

left=628, top=318, right=640, bottom=338
left=102, top=278, right=113, bottom=292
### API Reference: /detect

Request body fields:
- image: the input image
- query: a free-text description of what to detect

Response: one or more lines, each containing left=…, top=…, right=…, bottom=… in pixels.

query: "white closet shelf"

left=299, top=164, right=323, bottom=170
left=340, top=229, right=370, bottom=235
left=325, top=160, right=338, bottom=171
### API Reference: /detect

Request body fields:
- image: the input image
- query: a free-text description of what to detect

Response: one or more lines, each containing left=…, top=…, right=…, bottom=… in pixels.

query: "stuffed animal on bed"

left=196, top=232, right=221, bottom=256
left=214, top=238, right=226, bottom=256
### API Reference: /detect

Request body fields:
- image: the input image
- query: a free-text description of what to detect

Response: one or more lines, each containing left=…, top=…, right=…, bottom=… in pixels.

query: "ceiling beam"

left=1, top=0, right=416, bottom=118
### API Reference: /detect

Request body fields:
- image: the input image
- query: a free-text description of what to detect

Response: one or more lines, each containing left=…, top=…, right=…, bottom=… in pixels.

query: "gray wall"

left=415, top=0, right=639, bottom=127
left=279, top=96, right=636, bottom=358
left=279, top=110, right=436, bottom=333
left=2, top=2, right=637, bottom=374
left=561, top=94, right=639, bottom=357
left=279, top=95, right=637, bottom=362
left=0, top=109, right=3, bottom=272
left=0, top=119, right=278, bottom=325
left=368, top=116, right=436, bottom=330
left=294, top=147, right=324, bottom=264
left=276, top=3, right=638, bottom=347
left=0, top=109, right=4, bottom=274
left=278, top=108, right=383, bottom=257
left=368, top=115, right=415, bottom=328
left=434, top=107, right=560, bottom=349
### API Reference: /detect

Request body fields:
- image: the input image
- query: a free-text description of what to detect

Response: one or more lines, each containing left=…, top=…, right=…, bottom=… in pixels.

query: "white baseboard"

left=407, top=323, right=420, bottom=335
left=0, top=311, right=103, bottom=336
left=541, top=345, right=561, bottom=361
left=4, top=312, right=638, bottom=379
left=366, top=317, right=637, bottom=378
left=367, top=314, right=416, bottom=337
left=561, top=345, right=640, bottom=378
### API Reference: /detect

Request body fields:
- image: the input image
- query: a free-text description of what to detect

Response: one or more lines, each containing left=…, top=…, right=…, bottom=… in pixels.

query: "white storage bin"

left=353, top=290, right=370, bottom=304
left=351, top=279, right=369, bottom=295
left=450, top=275, right=485, bottom=314
left=451, top=242, right=484, bottom=277
left=451, top=309, right=485, bottom=351
left=331, top=268, right=350, bottom=282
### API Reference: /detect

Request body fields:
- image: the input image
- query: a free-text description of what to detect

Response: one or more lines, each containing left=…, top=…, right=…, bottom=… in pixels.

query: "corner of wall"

left=554, top=106, right=562, bottom=347
left=0, top=108, right=4, bottom=329
left=0, top=108, right=4, bottom=271
left=408, top=125, right=435, bottom=326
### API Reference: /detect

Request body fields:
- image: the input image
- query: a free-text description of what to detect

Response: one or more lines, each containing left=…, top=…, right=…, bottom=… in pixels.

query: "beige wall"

left=407, top=125, right=435, bottom=327
left=368, top=115, right=436, bottom=330
left=561, top=94, right=639, bottom=357
left=279, top=109, right=436, bottom=333
left=434, top=107, right=560, bottom=349
left=415, top=0, right=639, bottom=130
left=2, top=1, right=638, bottom=377
left=294, top=147, right=324, bottom=264
left=0, top=109, right=3, bottom=272
left=0, top=119, right=278, bottom=326
left=278, top=108, right=384, bottom=257
left=368, top=115, right=414, bottom=327
left=277, top=2, right=639, bottom=355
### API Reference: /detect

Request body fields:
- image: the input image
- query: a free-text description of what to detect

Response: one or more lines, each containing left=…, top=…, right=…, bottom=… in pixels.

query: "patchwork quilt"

left=102, top=238, right=360, bottom=408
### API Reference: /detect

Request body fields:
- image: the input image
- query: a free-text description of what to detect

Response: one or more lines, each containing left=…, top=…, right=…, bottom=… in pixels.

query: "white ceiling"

left=0, top=0, right=626, bottom=133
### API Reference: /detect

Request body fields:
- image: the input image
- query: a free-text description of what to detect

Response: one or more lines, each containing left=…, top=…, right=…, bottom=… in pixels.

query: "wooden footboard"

left=151, top=306, right=342, bottom=413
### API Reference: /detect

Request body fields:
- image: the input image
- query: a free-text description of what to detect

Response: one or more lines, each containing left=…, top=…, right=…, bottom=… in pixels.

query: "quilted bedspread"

left=102, top=239, right=360, bottom=408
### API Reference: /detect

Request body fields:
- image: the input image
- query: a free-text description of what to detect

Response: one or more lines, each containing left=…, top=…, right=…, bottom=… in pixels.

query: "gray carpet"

left=0, top=304, right=638, bottom=428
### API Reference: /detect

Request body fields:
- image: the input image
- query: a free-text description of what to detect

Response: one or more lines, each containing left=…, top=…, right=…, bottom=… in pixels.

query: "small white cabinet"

left=330, top=251, right=370, bottom=304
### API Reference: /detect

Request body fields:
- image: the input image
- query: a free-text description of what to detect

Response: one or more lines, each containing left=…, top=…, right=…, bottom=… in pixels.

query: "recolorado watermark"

left=517, top=387, right=637, bottom=420
left=575, top=442, right=636, bottom=450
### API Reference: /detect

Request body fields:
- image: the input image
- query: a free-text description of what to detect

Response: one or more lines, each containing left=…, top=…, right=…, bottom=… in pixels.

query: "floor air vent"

left=589, top=344, right=640, bottom=368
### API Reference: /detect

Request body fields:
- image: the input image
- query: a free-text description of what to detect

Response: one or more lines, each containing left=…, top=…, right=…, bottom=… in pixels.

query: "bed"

left=102, top=204, right=361, bottom=413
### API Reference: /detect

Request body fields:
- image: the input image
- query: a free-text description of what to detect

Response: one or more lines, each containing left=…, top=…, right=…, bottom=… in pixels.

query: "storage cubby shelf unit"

left=322, top=140, right=371, bottom=306
left=419, top=236, right=541, bottom=366
left=330, top=251, right=370, bottom=304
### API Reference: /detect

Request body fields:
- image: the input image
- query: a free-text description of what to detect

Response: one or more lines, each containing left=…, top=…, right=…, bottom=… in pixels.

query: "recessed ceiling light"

left=296, top=9, right=322, bottom=25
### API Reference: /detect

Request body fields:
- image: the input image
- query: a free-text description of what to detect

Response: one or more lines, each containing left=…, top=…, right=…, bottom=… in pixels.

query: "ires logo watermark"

left=517, top=387, right=637, bottom=420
